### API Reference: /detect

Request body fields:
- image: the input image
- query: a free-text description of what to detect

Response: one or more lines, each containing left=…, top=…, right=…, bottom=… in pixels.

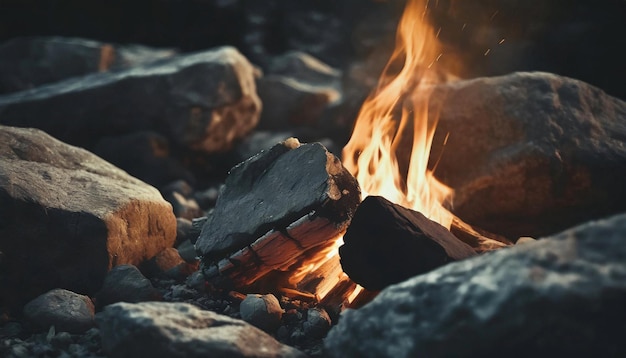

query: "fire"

left=342, top=0, right=455, bottom=229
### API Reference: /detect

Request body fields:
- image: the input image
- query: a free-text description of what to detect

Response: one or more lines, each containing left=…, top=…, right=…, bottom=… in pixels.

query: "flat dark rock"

left=196, top=138, right=360, bottom=263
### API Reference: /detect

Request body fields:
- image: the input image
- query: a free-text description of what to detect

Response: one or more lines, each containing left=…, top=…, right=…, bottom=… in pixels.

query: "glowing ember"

left=342, top=0, right=455, bottom=229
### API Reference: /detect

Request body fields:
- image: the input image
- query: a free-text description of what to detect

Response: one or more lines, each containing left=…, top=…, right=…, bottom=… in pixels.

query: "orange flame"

left=342, top=0, right=454, bottom=228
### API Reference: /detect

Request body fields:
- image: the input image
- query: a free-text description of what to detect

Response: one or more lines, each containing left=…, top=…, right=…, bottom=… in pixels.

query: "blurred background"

left=1, top=0, right=624, bottom=100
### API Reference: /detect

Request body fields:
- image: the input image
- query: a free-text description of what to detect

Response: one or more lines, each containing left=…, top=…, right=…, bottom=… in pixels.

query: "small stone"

left=185, top=271, right=207, bottom=292
left=50, top=331, right=73, bottom=349
left=9, top=344, right=29, bottom=357
left=23, top=289, right=95, bottom=334
left=95, top=264, right=162, bottom=309
left=176, top=239, right=198, bottom=263
left=516, top=236, right=537, bottom=245
left=240, top=294, right=284, bottom=332
left=175, top=218, right=193, bottom=246
left=303, top=307, right=331, bottom=339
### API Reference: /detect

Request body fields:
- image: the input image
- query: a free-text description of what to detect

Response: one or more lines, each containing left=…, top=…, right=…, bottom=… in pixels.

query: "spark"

left=490, top=10, right=499, bottom=21
left=427, top=53, right=442, bottom=69
left=462, top=23, right=467, bottom=31
left=436, top=27, right=442, bottom=38
left=499, top=38, right=505, bottom=45
left=484, top=49, right=491, bottom=56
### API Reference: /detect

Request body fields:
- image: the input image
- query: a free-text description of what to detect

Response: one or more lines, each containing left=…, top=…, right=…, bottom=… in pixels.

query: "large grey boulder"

left=427, top=71, right=626, bottom=239
left=0, top=36, right=176, bottom=94
left=324, top=212, right=626, bottom=357
left=97, top=301, right=306, bottom=358
left=0, top=46, right=261, bottom=154
left=0, top=126, right=176, bottom=310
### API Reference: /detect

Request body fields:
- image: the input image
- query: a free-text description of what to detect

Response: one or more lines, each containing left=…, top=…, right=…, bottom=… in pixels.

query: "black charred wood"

left=339, top=195, right=476, bottom=291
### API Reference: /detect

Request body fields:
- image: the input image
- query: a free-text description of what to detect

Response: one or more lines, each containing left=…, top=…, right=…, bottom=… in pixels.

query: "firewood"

left=196, top=138, right=361, bottom=298
left=339, top=195, right=478, bottom=291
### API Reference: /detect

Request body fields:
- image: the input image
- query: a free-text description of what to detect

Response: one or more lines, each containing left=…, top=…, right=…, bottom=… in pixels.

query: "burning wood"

left=196, top=138, right=361, bottom=303
left=196, top=0, right=515, bottom=308
left=339, top=195, right=477, bottom=291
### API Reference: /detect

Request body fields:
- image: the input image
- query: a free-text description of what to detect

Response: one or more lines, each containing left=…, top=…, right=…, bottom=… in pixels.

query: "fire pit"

left=1, top=0, right=625, bottom=357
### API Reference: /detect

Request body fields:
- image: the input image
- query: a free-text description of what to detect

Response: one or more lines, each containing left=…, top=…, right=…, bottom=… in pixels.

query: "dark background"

left=0, top=0, right=624, bottom=100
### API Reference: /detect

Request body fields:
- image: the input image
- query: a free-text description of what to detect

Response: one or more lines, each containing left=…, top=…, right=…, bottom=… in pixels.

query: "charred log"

left=196, top=138, right=361, bottom=299
left=339, top=195, right=477, bottom=291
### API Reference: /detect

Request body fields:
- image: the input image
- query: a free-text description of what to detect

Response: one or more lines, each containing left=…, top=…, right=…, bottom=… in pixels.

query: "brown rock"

left=428, top=72, right=626, bottom=239
left=0, top=126, right=176, bottom=311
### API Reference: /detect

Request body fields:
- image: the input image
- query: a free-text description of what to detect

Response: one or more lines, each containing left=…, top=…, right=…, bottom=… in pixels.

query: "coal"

left=339, top=195, right=476, bottom=291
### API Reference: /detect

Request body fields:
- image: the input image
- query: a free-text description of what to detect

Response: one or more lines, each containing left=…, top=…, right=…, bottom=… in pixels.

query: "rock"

left=240, top=294, right=283, bottom=333
left=97, top=301, right=306, bottom=358
left=162, top=192, right=203, bottom=221
left=339, top=196, right=476, bottom=291
left=302, top=308, right=331, bottom=340
left=94, top=265, right=162, bottom=309
left=324, top=212, right=626, bottom=357
left=0, top=46, right=261, bottom=154
left=0, top=126, right=176, bottom=311
left=176, top=240, right=199, bottom=263
left=140, top=248, right=187, bottom=279
left=196, top=138, right=360, bottom=294
left=257, top=51, right=342, bottom=131
left=0, top=36, right=177, bottom=94
left=175, top=218, right=193, bottom=246
left=93, top=131, right=195, bottom=188
left=428, top=72, right=626, bottom=239
left=516, top=236, right=536, bottom=245
left=196, top=137, right=360, bottom=261
left=23, top=289, right=95, bottom=334
left=190, top=216, right=209, bottom=244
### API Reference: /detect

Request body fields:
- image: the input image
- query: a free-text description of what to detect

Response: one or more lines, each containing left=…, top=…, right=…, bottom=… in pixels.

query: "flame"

left=342, top=0, right=454, bottom=228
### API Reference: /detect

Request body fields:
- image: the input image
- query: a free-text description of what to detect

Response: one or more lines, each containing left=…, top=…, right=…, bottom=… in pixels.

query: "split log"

left=339, top=195, right=478, bottom=291
left=450, top=217, right=513, bottom=252
left=196, top=138, right=361, bottom=299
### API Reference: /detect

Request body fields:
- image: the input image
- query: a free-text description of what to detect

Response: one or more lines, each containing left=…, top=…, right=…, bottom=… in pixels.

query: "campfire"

left=1, top=0, right=625, bottom=356
left=194, top=0, right=510, bottom=310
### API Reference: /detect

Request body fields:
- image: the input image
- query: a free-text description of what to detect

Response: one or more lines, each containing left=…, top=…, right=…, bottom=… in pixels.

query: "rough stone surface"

left=428, top=71, right=626, bottom=239
left=257, top=51, right=342, bottom=131
left=325, top=212, right=626, bottom=357
left=95, top=265, right=162, bottom=309
left=302, top=308, right=331, bottom=340
left=240, top=294, right=283, bottom=333
left=0, top=36, right=176, bottom=94
left=0, top=126, right=176, bottom=311
left=0, top=46, right=261, bottom=154
left=23, top=289, right=95, bottom=334
left=97, top=301, right=307, bottom=358
left=196, top=138, right=360, bottom=262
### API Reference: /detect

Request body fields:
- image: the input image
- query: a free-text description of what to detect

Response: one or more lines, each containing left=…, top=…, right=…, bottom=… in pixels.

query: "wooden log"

left=450, top=217, right=513, bottom=253
left=339, top=195, right=478, bottom=291
left=197, top=138, right=361, bottom=298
